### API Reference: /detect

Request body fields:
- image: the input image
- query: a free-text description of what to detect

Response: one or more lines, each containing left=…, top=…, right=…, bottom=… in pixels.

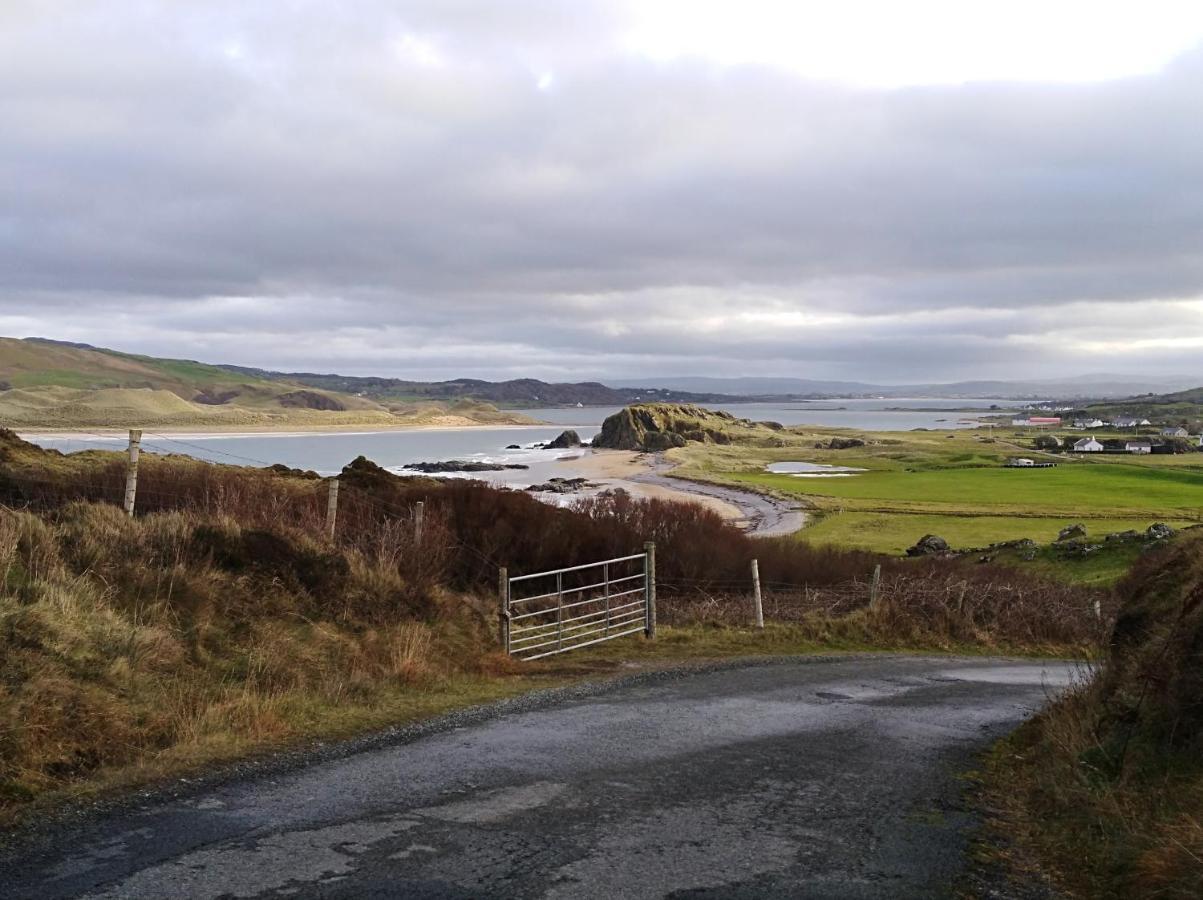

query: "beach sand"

left=556, top=449, right=747, bottom=522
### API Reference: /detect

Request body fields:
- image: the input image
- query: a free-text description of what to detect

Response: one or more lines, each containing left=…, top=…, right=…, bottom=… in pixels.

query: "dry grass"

left=0, top=430, right=1113, bottom=827
left=978, top=535, right=1203, bottom=898
left=0, top=502, right=498, bottom=816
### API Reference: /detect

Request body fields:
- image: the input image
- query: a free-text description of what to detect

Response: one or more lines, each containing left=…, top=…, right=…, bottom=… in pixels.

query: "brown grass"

left=0, top=430, right=1111, bottom=825
left=978, top=535, right=1203, bottom=898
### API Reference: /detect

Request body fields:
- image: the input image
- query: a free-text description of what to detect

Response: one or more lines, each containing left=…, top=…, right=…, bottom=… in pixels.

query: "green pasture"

left=727, top=461, right=1203, bottom=519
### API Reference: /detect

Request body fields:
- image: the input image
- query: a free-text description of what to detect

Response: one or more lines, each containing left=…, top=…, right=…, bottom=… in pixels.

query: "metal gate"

left=500, top=544, right=656, bottom=661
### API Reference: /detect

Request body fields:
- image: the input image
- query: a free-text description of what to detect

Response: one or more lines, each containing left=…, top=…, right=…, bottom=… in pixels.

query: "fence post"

left=556, top=570, right=564, bottom=651
left=751, top=558, right=764, bottom=629
left=644, top=541, right=657, bottom=639
left=123, top=429, right=141, bottom=517
left=869, top=564, right=882, bottom=609
left=414, top=500, right=425, bottom=544
left=325, top=477, right=339, bottom=540
left=498, top=566, right=510, bottom=653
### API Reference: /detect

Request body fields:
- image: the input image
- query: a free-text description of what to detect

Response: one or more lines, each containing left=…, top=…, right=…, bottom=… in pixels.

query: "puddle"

left=766, top=461, right=866, bottom=478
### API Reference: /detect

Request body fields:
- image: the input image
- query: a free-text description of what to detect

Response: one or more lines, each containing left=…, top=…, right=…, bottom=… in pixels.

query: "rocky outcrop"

left=1057, top=523, right=1087, bottom=542
left=907, top=534, right=950, bottom=557
left=1146, top=522, right=1175, bottom=542
left=546, top=429, right=583, bottom=449
left=592, top=403, right=780, bottom=452
left=402, top=460, right=529, bottom=473
left=526, top=477, right=594, bottom=494
left=815, top=437, right=866, bottom=450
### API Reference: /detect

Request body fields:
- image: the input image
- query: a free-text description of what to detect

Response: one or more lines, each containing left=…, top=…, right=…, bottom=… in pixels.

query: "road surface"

left=1, top=656, right=1075, bottom=899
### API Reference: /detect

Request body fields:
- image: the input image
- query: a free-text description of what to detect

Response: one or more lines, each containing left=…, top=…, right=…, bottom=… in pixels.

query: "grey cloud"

left=1, top=2, right=1202, bottom=381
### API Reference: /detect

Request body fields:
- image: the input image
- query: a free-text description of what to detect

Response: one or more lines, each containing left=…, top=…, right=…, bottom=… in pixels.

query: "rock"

left=525, top=477, right=593, bottom=494
left=505, top=444, right=521, bottom=450
left=815, top=437, right=866, bottom=450
left=1146, top=522, right=1176, bottom=542
left=1106, top=530, right=1141, bottom=542
left=1056, top=523, right=1087, bottom=542
left=593, top=403, right=779, bottom=452
left=546, top=429, right=583, bottom=449
left=907, top=534, right=950, bottom=557
left=403, top=460, right=530, bottom=473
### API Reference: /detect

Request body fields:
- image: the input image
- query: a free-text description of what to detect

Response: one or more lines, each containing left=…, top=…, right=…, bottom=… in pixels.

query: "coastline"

left=559, top=449, right=806, bottom=537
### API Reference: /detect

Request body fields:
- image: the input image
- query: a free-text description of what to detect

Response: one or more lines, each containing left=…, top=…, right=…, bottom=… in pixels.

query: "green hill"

left=0, top=338, right=534, bottom=429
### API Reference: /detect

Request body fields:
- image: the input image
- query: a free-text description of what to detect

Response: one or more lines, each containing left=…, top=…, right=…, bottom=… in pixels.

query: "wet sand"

left=559, top=450, right=807, bottom=537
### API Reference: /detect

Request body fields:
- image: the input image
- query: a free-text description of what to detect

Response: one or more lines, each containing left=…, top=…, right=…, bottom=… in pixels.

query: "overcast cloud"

left=2, top=1, right=1202, bottom=382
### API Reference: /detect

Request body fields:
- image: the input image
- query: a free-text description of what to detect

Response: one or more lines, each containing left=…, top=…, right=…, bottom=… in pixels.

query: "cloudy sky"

left=3, top=1, right=1202, bottom=383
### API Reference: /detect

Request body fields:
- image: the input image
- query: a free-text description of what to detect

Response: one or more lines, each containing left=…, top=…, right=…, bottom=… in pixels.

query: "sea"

left=22, top=398, right=1029, bottom=480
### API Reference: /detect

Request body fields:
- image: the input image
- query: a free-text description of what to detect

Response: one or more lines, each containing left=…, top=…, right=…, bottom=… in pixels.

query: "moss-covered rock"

left=592, top=403, right=779, bottom=451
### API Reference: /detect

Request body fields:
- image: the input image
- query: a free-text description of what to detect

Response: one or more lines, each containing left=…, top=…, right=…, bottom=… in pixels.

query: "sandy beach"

left=557, top=449, right=806, bottom=536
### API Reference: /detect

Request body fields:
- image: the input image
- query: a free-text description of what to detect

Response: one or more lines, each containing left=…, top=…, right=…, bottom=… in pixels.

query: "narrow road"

left=1, top=656, right=1075, bottom=899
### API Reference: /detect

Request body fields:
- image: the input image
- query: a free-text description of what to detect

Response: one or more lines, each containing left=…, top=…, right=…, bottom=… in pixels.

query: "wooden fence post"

left=123, top=429, right=141, bottom=517
left=644, top=541, right=657, bottom=639
left=751, top=558, right=764, bottom=629
left=414, top=500, right=425, bottom=544
left=869, top=564, right=882, bottom=609
left=498, top=566, right=510, bottom=652
left=325, top=477, right=339, bottom=540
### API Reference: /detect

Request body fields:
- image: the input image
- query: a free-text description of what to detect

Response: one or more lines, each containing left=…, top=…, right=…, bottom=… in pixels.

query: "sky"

left=2, top=1, right=1203, bottom=383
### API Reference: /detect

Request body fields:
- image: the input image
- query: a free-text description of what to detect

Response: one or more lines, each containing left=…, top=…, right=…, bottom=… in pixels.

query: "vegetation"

left=980, top=535, right=1203, bottom=898
left=593, top=402, right=786, bottom=451
left=0, top=337, right=535, bottom=428
left=624, top=414, right=1203, bottom=582
left=0, top=430, right=1102, bottom=822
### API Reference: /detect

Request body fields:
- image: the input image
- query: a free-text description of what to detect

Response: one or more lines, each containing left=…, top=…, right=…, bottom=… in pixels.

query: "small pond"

left=765, top=461, right=867, bottom=478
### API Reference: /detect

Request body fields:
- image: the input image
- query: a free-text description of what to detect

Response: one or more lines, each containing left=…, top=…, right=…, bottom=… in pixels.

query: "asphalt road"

left=1, top=656, right=1076, bottom=899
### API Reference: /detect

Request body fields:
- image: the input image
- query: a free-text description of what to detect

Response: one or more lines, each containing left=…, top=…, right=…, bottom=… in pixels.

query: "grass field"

left=669, top=424, right=1203, bottom=582
left=727, top=463, right=1203, bottom=517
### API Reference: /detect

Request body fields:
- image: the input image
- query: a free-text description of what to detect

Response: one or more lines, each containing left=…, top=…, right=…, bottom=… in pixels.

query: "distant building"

left=1125, top=440, right=1153, bottom=454
left=1072, top=418, right=1106, bottom=429
left=1073, top=437, right=1104, bottom=452
left=1009, top=457, right=1036, bottom=467
left=1162, top=427, right=1189, bottom=438
left=1012, top=416, right=1061, bottom=427
left=1113, top=417, right=1140, bottom=428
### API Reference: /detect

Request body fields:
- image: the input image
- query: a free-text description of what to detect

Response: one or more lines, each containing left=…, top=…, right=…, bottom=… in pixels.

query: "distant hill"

left=218, top=367, right=751, bottom=408
left=0, top=338, right=534, bottom=429
left=610, top=374, right=1200, bottom=400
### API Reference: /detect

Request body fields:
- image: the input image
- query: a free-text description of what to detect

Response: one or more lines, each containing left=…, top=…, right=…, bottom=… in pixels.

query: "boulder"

left=403, top=460, right=529, bottom=473
left=906, top=534, right=950, bottom=557
left=1056, top=523, right=1087, bottom=543
left=545, top=429, right=583, bottom=449
left=1146, top=522, right=1176, bottom=542
left=815, top=437, right=866, bottom=450
left=505, top=444, right=521, bottom=450
left=1106, top=530, right=1141, bottom=542
left=525, top=477, right=593, bottom=494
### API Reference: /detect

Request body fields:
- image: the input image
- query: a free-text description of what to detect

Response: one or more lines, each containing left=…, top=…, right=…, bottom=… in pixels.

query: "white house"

left=1073, top=437, right=1104, bottom=452
left=1113, top=417, right=1140, bottom=428
left=1162, top=427, right=1189, bottom=438
left=1125, top=440, right=1152, bottom=454
left=1073, top=419, right=1106, bottom=429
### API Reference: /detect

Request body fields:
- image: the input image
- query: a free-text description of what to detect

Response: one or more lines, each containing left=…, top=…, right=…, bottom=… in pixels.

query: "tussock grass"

left=979, top=535, right=1203, bottom=898
left=0, top=430, right=1109, bottom=824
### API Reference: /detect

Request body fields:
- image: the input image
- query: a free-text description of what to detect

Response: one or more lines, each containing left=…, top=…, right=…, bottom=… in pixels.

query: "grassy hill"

left=0, top=338, right=534, bottom=429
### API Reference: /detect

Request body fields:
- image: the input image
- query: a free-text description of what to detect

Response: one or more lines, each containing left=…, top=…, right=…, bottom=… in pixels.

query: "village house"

left=1162, top=426, right=1189, bottom=438
left=1125, top=440, right=1153, bottom=454
left=1113, top=416, right=1141, bottom=428
left=1073, top=437, right=1104, bottom=452
left=1012, top=416, right=1061, bottom=427
left=1072, top=418, right=1106, bottom=429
